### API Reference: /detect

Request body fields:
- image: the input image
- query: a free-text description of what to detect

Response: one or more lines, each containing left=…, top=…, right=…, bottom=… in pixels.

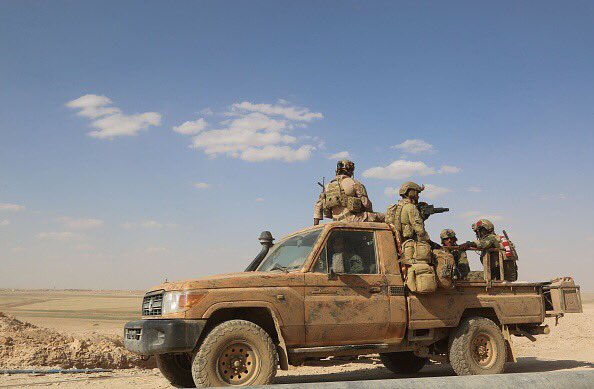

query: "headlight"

left=162, top=290, right=207, bottom=314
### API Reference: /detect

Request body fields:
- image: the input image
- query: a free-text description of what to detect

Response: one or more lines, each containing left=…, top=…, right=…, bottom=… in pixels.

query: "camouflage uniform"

left=386, top=182, right=433, bottom=264
left=440, top=229, right=470, bottom=279
left=473, top=233, right=501, bottom=280
left=314, top=160, right=383, bottom=222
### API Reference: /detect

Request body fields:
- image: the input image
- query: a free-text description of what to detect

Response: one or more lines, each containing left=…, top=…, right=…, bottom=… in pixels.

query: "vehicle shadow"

left=274, top=357, right=593, bottom=384
left=506, top=357, right=594, bottom=373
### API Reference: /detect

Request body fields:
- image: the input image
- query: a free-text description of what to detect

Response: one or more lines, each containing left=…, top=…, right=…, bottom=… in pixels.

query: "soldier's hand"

left=313, top=218, right=320, bottom=226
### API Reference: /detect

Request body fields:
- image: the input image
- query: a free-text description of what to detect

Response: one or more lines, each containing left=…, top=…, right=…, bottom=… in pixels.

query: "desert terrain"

left=1, top=289, right=592, bottom=388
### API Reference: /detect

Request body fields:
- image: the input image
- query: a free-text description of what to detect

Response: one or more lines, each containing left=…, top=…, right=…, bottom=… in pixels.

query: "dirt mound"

left=0, top=312, right=151, bottom=369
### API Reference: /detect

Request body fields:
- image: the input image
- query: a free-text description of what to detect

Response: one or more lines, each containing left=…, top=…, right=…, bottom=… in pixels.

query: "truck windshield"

left=257, top=228, right=322, bottom=272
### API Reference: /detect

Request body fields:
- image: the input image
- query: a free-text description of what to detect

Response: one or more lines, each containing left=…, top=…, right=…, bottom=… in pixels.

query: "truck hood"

left=148, top=271, right=304, bottom=292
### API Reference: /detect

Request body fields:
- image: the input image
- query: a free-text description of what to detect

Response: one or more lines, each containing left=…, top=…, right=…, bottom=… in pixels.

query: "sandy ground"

left=1, top=290, right=592, bottom=387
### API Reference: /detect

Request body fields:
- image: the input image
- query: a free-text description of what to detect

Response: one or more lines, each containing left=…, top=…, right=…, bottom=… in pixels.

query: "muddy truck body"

left=123, top=221, right=583, bottom=387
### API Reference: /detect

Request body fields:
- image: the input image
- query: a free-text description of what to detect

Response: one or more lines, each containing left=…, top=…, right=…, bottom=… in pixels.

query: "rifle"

left=317, top=177, right=329, bottom=220
left=418, top=203, right=449, bottom=221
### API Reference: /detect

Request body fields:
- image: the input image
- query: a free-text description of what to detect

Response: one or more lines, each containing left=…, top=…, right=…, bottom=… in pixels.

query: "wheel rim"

left=217, top=341, right=259, bottom=385
left=471, top=332, right=497, bottom=368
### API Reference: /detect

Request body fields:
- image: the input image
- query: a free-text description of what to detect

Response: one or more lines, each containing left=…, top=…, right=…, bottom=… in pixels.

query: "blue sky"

left=1, top=1, right=593, bottom=290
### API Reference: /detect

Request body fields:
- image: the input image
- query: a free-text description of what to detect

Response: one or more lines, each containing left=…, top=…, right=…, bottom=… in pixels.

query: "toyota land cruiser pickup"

left=123, top=221, right=583, bottom=387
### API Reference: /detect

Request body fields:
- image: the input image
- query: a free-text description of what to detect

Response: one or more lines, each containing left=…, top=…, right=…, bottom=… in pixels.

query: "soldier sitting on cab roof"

left=313, top=159, right=384, bottom=225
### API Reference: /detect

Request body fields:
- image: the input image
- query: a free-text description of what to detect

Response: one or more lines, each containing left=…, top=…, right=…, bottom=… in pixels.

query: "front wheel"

left=449, top=317, right=507, bottom=375
left=191, top=320, right=278, bottom=387
left=156, top=353, right=195, bottom=388
left=379, top=351, right=428, bottom=374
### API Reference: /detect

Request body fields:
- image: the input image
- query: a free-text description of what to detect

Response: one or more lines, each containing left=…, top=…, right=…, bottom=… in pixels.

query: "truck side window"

left=312, top=246, right=328, bottom=273
left=312, top=230, right=378, bottom=274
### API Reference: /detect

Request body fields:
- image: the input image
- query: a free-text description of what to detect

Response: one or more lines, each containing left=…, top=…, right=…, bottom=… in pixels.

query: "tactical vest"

left=322, top=177, right=364, bottom=214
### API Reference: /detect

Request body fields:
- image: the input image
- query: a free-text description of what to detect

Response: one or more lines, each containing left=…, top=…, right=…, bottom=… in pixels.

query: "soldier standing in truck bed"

left=313, top=160, right=384, bottom=225
left=385, top=181, right=436, bottom=264
left=459, top=219, right=518, bottom=281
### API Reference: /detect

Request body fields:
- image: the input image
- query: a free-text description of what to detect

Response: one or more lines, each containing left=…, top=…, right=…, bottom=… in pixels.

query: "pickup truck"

left=123, top=221, right=583, bottom=387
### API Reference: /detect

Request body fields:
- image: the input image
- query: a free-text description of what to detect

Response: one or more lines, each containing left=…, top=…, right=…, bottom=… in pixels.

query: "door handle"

left=311, top=289, right=337, bottom=295
left=369, top=286, right=382, bottom=294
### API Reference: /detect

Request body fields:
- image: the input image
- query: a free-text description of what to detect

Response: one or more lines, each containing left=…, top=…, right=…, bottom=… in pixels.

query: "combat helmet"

left=472, top=219, right=495, bottom=233
left=440, top=229, right=457, bottom=242
left=399, top=181, right=424, bottom=197
left=336, top=159, right=355, bottom=176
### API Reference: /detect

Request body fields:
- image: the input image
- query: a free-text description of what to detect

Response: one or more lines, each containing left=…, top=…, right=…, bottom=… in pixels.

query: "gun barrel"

left=434, top=207, right=449, bottom=214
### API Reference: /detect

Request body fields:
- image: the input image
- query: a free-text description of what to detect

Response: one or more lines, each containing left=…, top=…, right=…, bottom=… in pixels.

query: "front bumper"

left=124, top=319, right=206, bottom=355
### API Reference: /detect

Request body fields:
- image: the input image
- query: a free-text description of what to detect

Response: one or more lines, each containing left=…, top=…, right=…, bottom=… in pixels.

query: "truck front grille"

left=125, top=328, right=142, bottom=340
left=142, top=291, right=164, bottom=316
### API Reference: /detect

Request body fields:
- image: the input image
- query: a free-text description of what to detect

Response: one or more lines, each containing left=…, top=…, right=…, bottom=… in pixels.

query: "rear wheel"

left=156, top=353, right=195, bottom=388
left=449, top=317, right=507, bottom=375
left=379, top=351, right=428, bottom=374
left=191, top=320, right=277, bottom=387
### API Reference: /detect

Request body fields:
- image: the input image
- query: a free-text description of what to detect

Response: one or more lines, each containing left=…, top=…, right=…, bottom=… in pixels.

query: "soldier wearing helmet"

left=440, top=229, right=470, bottom=279
left=385, top=181, right=435, bottom=264
left=459, top=219, right=504, bottom=280
left=313, top=160, right=383, bottom=225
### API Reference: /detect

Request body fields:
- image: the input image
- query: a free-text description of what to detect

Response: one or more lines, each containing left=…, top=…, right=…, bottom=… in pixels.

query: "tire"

left=449, top=317, right=507, bottom=375
left=156, top=353, right=196, bottom=388
left=379, top=351, right=428, bottom=374
left=191, top=320, right=278, bottom=387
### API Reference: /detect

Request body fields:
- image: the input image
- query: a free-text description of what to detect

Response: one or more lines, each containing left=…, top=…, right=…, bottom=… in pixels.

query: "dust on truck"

left=123, top=221, right=583, bottom=387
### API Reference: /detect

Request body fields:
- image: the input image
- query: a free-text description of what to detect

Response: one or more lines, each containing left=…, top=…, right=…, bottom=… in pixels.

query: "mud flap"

left=502, top=325, right=516, bottom=363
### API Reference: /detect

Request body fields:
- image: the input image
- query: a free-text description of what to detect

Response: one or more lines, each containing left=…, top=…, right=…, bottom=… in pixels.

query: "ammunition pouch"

left=433, top=249, right=456, bottom=289
left=346, top=196, right=363, bottom=213
left=401, top=240, right=433, bottom=265
left=405, top=263, right=437, bottom=294
left=322, top=179, right=347, bottom=213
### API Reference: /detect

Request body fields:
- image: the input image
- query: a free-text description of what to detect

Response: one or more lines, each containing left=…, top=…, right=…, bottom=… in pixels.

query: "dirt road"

left=1, top=291, right=592, bottom=387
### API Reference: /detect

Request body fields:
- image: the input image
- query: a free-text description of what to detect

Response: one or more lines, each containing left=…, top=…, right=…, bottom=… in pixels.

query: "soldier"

left=386, top=181, right=435, bottom=264
left=440, top=229, right=470, bottom=279
left=313, top=160, right=383, bottom=225
left=330, top=235, right=364, bottom=274
left=459, top=219, right=518, bottom=281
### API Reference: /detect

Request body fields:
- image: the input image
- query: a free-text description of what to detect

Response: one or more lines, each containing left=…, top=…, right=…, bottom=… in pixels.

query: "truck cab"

left=124, top=221, right=582, bottom=387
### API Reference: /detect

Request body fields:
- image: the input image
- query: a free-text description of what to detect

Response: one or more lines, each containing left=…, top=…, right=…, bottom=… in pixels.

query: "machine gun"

left=418, top=202, right=449, bottom=221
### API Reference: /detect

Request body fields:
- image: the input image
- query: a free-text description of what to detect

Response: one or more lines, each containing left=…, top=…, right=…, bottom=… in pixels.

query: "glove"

left=313, top=218, right=320, bottom=226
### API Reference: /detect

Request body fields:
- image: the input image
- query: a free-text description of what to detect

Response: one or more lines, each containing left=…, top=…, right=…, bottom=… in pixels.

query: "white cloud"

left=468, top=187, right=483, bottom=193
left=460, top=211, right=503, bottom=222
left=423, top=184, right=452, bottom=200
left=0, top=219, right=10, bottom=226
left=439, top=165, right=461, bottom=174
left=200, top=107, right=214, bottom=116
left=327, top=151, right=351, bottom=160
left=173, top=118, right=207, bottom=135
left=176, top=100, right=322, bottom=162
left=193, top=182, right=211, bottom=190
left=229, top=101, right=323, bottom=122
left=66, top=94, right=162, bottom=139
left=363, top=160, right=436, bottom=180
left=384, top=184, right=451, bottom=200
left=145, top=246, right=168, bottom=254
left=0, top=203, right=25, bottom=212
left=58, top=217, right=104, bottom=230
left=538, top=194, right=568, bottom=201
left=255, top=198, right=265, bottom=202
left=122, top=220, right=174, bottom=229
left=37, top=231, right=80, bottom=241
left=393, top=139, right=435, bottom=154
left=384, top=187, right=399, bottom=198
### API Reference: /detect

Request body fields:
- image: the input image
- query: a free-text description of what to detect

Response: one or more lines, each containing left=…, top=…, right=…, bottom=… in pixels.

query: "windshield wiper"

left=269, top=264, right=289, bottom=273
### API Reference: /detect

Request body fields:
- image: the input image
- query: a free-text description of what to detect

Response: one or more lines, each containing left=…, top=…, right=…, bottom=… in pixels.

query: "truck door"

left=304, top=229, right=390, bottom=346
